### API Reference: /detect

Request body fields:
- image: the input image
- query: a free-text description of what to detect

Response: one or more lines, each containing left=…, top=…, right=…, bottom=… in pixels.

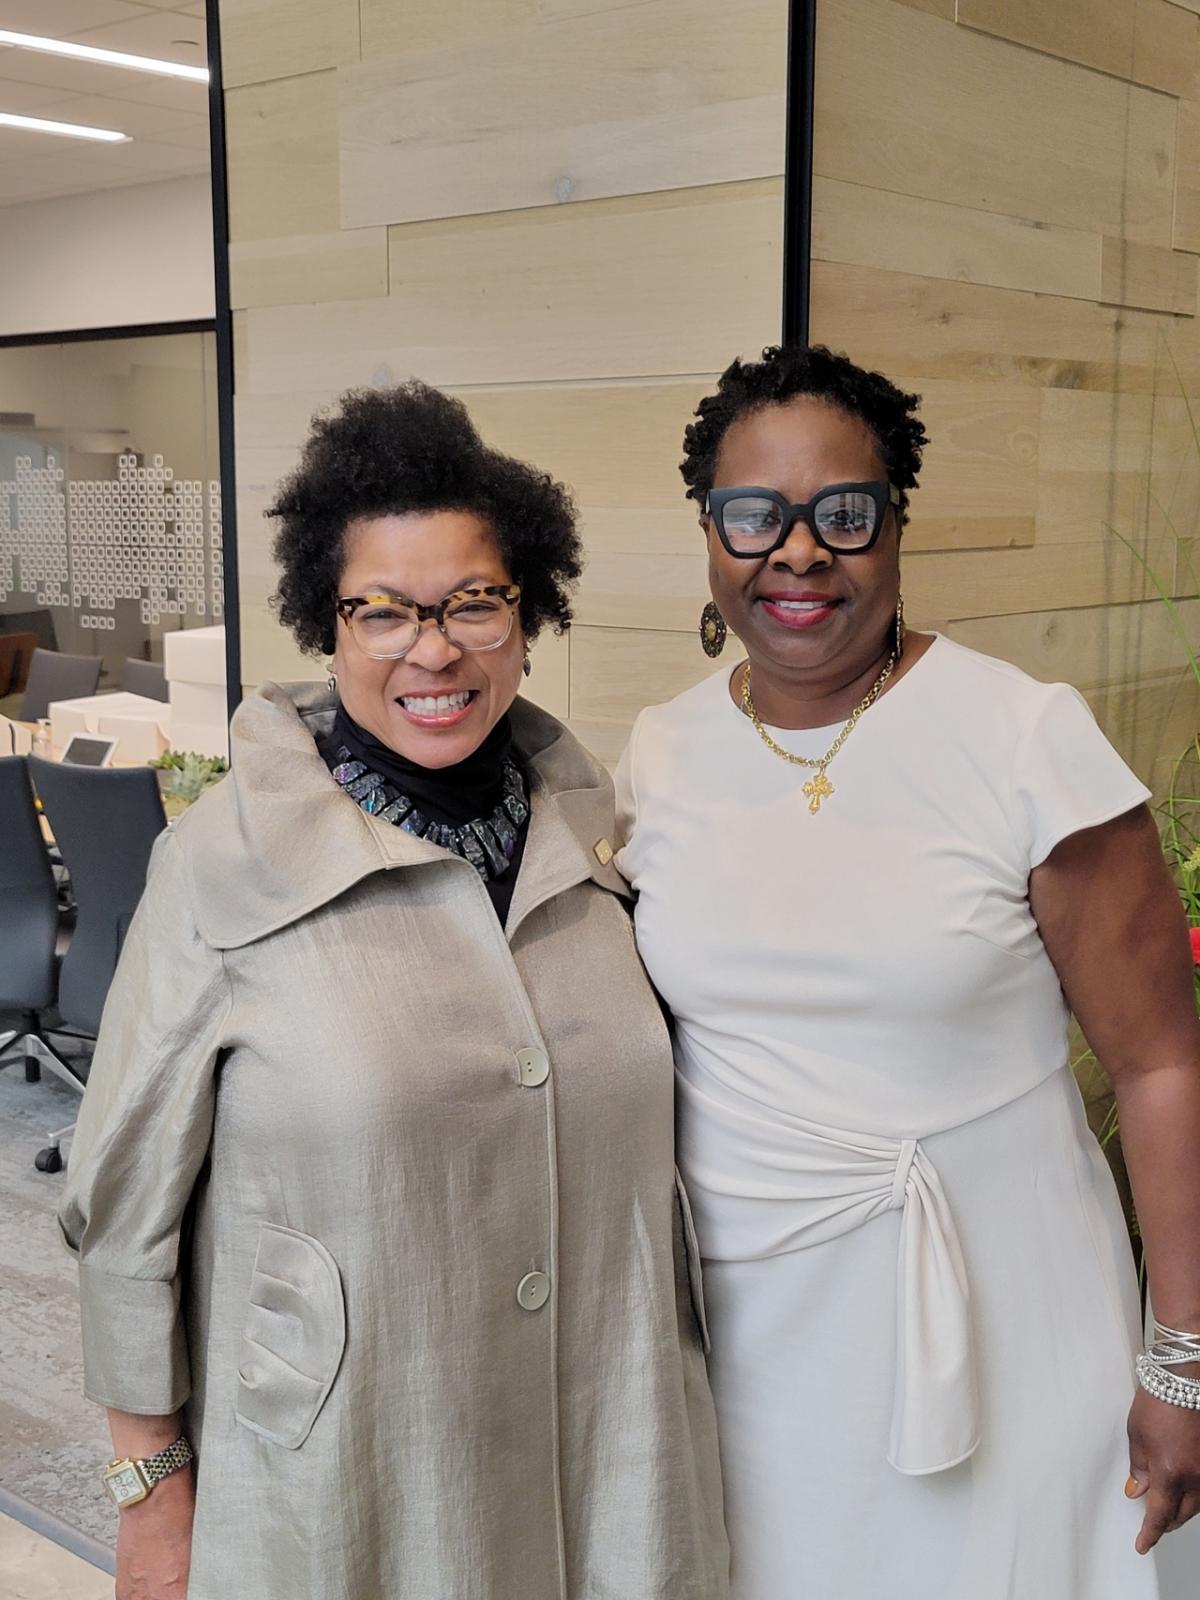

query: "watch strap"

left=139, top=1435, right=194, bottom=1487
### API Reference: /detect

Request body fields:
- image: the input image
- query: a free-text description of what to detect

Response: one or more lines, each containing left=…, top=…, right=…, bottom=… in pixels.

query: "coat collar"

left=178, top=681, right=630, bottom=949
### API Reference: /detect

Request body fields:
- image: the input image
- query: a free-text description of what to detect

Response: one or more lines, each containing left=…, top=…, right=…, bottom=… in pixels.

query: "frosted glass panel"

left=0, top=329, right=221, bottom=679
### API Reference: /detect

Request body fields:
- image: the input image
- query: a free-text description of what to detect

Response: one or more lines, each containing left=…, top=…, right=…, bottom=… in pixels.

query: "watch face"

left=108, top=1466, right=145, bottom=1505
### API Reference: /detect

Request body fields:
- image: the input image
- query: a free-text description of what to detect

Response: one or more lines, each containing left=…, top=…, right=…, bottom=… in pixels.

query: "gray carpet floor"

left=0, top=1049, right=115, bottom=1549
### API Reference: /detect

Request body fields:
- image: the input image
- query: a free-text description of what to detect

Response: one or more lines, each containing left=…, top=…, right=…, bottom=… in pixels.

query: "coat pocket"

left=673, top=1167, right=711, bottom=1355
left=234, top=1223, right=347, bottom=1450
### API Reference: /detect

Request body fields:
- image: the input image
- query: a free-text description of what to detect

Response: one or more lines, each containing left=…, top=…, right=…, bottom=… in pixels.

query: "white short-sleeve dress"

left=616, top=635, right=1172, bottom=1600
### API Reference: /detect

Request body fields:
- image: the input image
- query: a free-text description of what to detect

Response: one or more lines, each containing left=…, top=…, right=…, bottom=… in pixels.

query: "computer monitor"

left=60, top=733, right=118, bottom=767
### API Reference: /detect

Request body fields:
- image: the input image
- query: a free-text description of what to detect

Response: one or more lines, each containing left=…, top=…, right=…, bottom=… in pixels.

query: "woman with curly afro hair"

left=62, top=380, right=729, bottom=1600
left=615, top=345, right=1200, bottom=1597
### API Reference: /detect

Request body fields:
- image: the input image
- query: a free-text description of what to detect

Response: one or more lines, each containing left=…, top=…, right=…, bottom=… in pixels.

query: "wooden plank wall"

left=811, top=0, right=1200, bottom=790
left=218, top=0, right=785, bottom=764
left=221, top=0, right=1199, bottom=786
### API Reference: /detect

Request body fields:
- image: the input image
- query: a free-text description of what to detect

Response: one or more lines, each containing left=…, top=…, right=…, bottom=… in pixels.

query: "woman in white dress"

left=615, top=345, right=1200, bottom=1599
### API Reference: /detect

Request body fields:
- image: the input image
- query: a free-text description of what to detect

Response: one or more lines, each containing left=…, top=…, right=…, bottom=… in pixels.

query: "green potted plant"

left=150, top=749, right=229, bottom=816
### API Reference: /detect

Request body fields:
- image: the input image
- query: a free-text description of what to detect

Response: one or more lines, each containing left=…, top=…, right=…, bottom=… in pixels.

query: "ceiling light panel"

left=0, top=108, right=128, bottom=141
left=0, top=29, right=209, bottom=82
left=23, top=95, right=206, bottom=142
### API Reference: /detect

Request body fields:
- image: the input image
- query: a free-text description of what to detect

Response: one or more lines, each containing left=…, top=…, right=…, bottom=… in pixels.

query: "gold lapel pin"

left=593, top=838, right=614, bottom=866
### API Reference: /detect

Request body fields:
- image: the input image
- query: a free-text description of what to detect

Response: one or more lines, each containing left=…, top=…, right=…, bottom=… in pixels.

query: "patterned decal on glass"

left=0, top=452, right=224, bottom=630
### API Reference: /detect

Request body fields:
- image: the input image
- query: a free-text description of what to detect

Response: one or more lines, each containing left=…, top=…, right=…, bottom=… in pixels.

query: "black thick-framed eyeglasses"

left=335, top=583, right=522, bottom=660
left=704, top=481, right=901, bottom=559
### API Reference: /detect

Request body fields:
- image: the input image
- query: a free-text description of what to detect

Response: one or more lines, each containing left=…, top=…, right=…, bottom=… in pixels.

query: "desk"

left=16, top=720, right=149, bottom=769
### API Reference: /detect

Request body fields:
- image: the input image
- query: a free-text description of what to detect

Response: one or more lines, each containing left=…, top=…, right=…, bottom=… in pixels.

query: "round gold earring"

left=699, top=600, right=727, bottom=658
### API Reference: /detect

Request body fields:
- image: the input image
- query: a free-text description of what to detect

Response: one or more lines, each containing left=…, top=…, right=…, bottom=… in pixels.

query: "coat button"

left=515, top=1047, right=550, bottom=1087
left=516, top=1271, right=551, bottom=1311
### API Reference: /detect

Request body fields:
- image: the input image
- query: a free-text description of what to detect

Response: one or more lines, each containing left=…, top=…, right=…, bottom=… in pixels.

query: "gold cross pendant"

left=802, top=771, right=834, bottom=814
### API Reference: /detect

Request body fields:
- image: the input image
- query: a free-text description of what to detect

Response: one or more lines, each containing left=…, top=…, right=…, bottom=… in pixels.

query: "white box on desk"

left=97, top=711, right=169, bottom=764
left=163, top=625, right=226, bottom=687
left=170, top=680, right=227, bottom=725
left=48, top=699, right=91, bottom=744
left=49, top=691, right=165, bottom=749
left=168, top=716, right=229, bottom=762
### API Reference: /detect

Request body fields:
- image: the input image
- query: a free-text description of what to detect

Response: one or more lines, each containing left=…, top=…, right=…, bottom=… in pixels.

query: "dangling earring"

left=522, top=653, right=532, bottom=678
left=326, top=663, right=338, bottom=693
left=895, top=592, right=906, bottom=659
left=699, top=600, right=727, bottom=658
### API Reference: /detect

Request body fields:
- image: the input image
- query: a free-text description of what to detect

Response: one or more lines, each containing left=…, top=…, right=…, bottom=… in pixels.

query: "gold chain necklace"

left=740, top=652, right=898, bottom=814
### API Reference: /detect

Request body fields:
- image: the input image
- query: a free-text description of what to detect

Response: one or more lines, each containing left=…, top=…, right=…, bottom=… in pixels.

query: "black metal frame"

left=783, top=0, right=817, bottom=348
left=0, top=319, right=215, bottom=349
left=206, top=0, right=242, bottom=725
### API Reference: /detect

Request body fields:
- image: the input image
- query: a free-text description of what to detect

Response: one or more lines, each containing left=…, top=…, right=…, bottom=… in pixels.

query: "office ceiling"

left=0, top=2, right=209, bottom=208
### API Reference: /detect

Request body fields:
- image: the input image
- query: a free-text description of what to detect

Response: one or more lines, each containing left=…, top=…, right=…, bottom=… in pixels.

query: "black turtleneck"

left=318, top=702, right=529, bottom=923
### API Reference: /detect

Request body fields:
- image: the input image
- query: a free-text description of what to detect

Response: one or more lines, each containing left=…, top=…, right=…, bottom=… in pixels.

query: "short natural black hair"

left=268, top=381, right=583, bottom=657
left=680, top=344, right=927, bottom=525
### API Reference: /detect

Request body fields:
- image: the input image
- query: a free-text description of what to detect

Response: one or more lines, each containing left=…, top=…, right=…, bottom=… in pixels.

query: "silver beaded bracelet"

left=1147, top=1343, right=1200, bottom=1368
left=1136, top=1353, right=1200, bottom=1410
left=1136, top=1321, right=1200, bottom=1410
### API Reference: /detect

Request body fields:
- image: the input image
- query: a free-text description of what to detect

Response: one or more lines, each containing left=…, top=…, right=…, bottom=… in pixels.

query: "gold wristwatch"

left=100, top=1436, right=194, bottom=1508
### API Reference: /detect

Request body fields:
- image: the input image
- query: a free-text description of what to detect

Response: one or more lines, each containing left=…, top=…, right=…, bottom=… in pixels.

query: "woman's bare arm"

left=1030, top=806, right=1200, bottom=1553
left=106, top=1409, right=194, bottom=1600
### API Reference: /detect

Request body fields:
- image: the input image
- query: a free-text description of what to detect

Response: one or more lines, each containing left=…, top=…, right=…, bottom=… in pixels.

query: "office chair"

left=20, top=649, right=103, bottom=722
left=2, top=608, right=58, bottom=653
left=122, top=657, right=169, bottom=702
left=0, top=757, right=81, bottom=1110
left=28, top=759, right=167, bottom=1171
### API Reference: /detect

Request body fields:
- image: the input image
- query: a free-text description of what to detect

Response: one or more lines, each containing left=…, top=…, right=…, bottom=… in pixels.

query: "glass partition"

left=0, top=328, right=221, bottom=691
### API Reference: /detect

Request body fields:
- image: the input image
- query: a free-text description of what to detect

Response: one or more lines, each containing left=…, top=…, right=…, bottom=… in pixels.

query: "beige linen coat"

left=59, top=682, right=728, bottom=1600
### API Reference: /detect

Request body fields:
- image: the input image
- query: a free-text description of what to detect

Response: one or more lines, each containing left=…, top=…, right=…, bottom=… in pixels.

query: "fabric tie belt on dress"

left=676, top=1072, right=979, bottom=1476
